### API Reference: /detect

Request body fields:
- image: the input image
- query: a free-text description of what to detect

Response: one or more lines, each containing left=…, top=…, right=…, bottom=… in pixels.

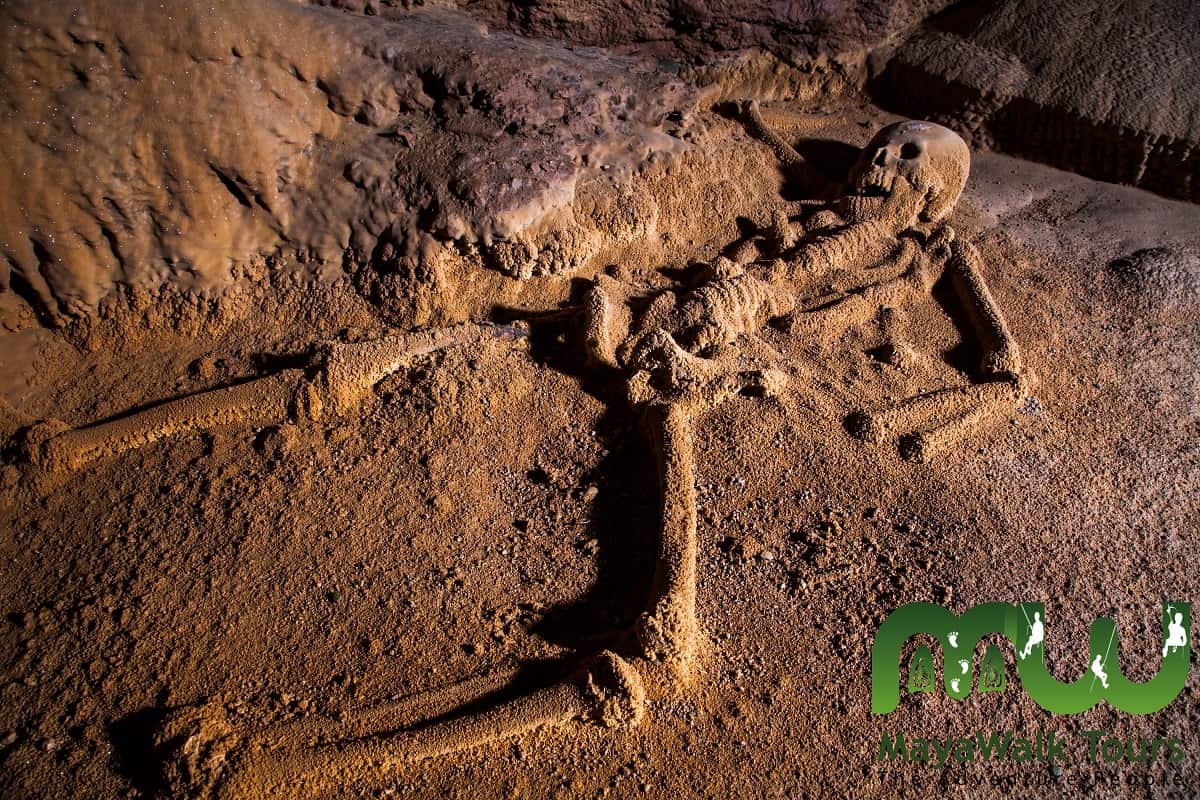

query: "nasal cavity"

left=873, top=149, right=888, bottom=166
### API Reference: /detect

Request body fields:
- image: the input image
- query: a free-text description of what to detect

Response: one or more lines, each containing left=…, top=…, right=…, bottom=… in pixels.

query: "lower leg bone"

left=158, top=652, right=643, bottom=800
left=18, top=323, right=524, bottom=474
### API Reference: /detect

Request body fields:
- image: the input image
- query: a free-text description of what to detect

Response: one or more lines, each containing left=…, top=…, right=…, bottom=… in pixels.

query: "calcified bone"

left=4, top=111, right=1031, bottom=798
left=743, top=101, right=1027, bottom=461
left=155, top=651, right=644, bottom=800
left=776, top=119, right=971, bottom=282
left=769, top=219, right=905, bottom=284
left=839, top=233, right=1028, bottom=461
left=740, top=99, right=806, bottom=172
left=22, top=371, right=308, bottom=475
left=579, top=248, right=793, bottom=683
left=610, top=258, right=795, bottom=368
left=785, top=240, right=925, bottom=338
left=631, top=363, right=786, bottom=673
left=18, top=323, right=523, bottom=474
left=841, top=120, right=970, bottom=229
left=743, top=109, right=973, bottom=291
left=631, top=361, right=785, bottom=666
left=583, top=273, right=638, bottom=371
left=149, top=294, right=767, bottom=798
left=945, top=237, right=1022, bottom=378
left=846, top=381, right=1021, bottom=459
left=667, top=266, right=796, bottom=353
left=634, top=402, right=698, bottom=670
left=587, top=262, right=791, bottom=677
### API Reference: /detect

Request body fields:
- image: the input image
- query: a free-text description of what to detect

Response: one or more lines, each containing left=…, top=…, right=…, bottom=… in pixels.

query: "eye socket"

left=900, top=142, right=922, bottom=159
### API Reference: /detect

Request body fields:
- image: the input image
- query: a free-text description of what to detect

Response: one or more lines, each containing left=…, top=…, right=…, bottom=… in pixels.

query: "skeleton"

left=7, top=104, right=1027, bottom=798
left=741, top=104, right=1029, bottom=461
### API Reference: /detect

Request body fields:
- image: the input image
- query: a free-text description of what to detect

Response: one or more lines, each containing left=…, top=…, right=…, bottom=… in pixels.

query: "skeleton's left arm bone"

left=786, top=239, right=924, bottom=339
left=741, top=99, right=805, bottom=172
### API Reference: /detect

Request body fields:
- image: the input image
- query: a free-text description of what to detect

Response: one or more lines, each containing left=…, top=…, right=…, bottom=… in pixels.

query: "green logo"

left=872, top=602, right=1190, bottom=715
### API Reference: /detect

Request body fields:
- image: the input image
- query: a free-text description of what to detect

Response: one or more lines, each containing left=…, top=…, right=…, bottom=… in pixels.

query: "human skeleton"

left=9, top=104, right=1027, bottom=798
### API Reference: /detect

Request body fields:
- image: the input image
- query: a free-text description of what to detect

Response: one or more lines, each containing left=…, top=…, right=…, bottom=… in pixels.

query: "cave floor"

left=1, top=101, right=1198, bottom=799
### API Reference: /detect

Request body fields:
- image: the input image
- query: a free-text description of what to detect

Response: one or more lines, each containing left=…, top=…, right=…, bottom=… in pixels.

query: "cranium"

left=843, top=121, right=970, bottom=228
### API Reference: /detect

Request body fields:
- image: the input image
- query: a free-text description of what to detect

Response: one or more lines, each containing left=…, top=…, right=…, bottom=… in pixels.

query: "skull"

left=842, top=121, right=970, bottom=229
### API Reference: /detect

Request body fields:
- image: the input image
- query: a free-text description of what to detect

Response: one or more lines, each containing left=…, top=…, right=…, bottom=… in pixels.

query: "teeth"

left=856, top=183, right=888, bottom=198
left=853, top=172, right=891, bottom=197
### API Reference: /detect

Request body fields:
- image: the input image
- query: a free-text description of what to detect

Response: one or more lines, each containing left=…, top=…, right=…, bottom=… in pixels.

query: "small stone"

left=255, top=424, right=299, bottom=457
left=736, top=536, right=763, bottom=561
left=190, top=355, right=218, bottom=380
left=582, top=485, right=599, bottom=502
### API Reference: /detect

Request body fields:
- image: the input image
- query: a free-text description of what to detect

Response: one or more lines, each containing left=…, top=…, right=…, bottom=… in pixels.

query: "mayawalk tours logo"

left=870, top=602, right=1192, bottom=775
left=872, top=601, right=1191, bottom=714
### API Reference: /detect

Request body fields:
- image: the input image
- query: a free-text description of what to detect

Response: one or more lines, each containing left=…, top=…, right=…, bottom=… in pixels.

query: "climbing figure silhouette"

left=1090, top=654, right=1110, bottom=690
left=1163, top=610, right=1188, bottom=657
left=1019, top=611, right=1044, bottom=660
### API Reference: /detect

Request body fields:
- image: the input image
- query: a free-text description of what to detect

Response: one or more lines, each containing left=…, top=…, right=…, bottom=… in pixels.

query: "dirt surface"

left=1, top=92, right=1197, bottom=799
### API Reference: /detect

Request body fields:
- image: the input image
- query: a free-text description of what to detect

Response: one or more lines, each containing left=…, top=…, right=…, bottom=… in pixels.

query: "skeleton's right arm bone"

left=772, top=219, right=900, bottom=284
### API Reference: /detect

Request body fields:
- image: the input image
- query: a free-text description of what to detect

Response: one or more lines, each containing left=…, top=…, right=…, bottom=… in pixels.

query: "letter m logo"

left=870, top=602, right=1190, bottom=715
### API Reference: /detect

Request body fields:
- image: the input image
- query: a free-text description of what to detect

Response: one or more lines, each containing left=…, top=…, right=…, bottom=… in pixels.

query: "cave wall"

left=872, top=0, right=1200, bottom=202
left=456, top=0, right=956, bottom=68
left=2, top=0, right=1197, bottom=328
left=0, top=0, right=691, bottom=324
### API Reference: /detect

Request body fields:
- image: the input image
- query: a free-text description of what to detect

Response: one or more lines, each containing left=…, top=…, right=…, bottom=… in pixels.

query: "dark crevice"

left=98, top=224, right=124, bottom=270
left=209, top=164, right=254, bottom=210
left=69, top=64, right=91, bottom=87
left=8, top=250, right=60, bottom=327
